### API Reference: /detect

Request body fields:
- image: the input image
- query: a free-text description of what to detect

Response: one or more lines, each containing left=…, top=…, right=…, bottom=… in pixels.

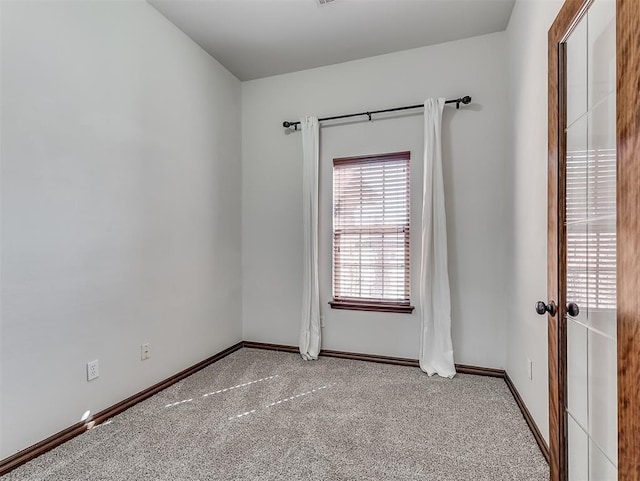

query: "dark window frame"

left=330, top=151, right=414, bottom=314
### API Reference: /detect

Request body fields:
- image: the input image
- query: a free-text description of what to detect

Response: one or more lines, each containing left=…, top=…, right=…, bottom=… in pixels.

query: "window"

left=566, top=146, right=616, bottom=309
left=330, top=151, right=414, bottom=313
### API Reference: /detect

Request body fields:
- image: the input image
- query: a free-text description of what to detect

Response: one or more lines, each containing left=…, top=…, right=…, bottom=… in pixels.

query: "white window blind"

left=566, top=147, right=616, bottom=309
left=332, top=151, right=410, bottom=308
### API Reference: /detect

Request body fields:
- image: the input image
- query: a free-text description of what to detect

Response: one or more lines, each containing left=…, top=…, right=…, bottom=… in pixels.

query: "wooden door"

left=547, top=0, right=640, bottom=480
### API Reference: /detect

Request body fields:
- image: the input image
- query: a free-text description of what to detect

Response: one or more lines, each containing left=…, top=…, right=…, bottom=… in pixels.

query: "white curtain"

left=299, top=116, right=321, bottom=361
left=419, top=99, right=456, bottom=378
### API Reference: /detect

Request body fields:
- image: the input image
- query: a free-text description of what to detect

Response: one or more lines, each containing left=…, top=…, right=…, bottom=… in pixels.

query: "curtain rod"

left=282, top=96, right=471, bottom=130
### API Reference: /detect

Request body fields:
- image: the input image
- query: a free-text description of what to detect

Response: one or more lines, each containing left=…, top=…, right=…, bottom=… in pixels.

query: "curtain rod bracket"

left=367, top=112, right=372, bottom=121
left=283, top=120, right=300, bottom=130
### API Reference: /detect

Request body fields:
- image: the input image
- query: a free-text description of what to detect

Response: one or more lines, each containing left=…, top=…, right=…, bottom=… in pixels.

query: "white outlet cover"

left=87, top=360, right=99, bottom=381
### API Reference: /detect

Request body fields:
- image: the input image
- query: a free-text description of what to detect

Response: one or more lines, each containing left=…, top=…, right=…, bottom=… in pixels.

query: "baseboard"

left=504, top=372, right=550, bottom=464
left=242, top=341, right=504, bottom=376
left=317, top=348, right=420, bottom=367
left=242, top=341, right=420, bottom=367
left=1, top=340, right=549, bottom=476
left=454, top=363, right=505, bottom=378
left=0, top=341, right=244, bottom=477
left=243, top=341, right=548, bottom=462
left=242, top=341, right=299, bottom=354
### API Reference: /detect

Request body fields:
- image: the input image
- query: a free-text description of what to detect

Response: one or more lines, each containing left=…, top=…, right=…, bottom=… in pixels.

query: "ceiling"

left=149, top=0, right=515, bottom=81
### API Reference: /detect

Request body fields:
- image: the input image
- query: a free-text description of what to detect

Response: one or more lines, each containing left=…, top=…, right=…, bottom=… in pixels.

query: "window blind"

left=332, top=151, right=410, bottom=306
left=566, top=147, right=616, bottom=310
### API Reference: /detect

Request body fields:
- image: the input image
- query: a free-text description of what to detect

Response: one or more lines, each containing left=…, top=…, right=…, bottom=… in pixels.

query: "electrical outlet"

left=527, top=359, right=533, bottom=380
left=87, top=360, right=99, bottom=381
left=320, top=316, right=325, bottom=328
left=141, top=343, right=150, bottom=361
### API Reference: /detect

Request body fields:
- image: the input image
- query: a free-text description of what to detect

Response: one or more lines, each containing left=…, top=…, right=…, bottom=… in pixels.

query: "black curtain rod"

left=282, top=95, right=471, bottom=130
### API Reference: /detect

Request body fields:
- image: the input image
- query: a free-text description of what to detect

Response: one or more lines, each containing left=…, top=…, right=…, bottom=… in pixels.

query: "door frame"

left=547, top=0, right=640, bottom=480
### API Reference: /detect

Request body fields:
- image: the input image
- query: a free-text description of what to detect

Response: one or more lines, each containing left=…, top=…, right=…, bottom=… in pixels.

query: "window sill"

left=328, top=300, right=415, bottom=314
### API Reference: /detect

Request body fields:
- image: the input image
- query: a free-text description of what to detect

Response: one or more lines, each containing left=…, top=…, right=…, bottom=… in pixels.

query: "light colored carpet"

left=4, top=348, right=549, bottom=480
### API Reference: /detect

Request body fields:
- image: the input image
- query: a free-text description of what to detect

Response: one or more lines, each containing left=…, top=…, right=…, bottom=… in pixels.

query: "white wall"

left=505, top=0, right=564, bottom=443
left=242, top=32, right=511, bottom=368
left=0, top=0, right=242, bottom=458
left=0, top=0, right=564, bottom=459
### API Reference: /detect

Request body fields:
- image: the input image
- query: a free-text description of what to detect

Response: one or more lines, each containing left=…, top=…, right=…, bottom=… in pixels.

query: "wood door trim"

left=617, top=0, right=640, bottom=478
left=550, top=0, right=640, bottom=479
left=548, top=1, right=592, bottom=480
